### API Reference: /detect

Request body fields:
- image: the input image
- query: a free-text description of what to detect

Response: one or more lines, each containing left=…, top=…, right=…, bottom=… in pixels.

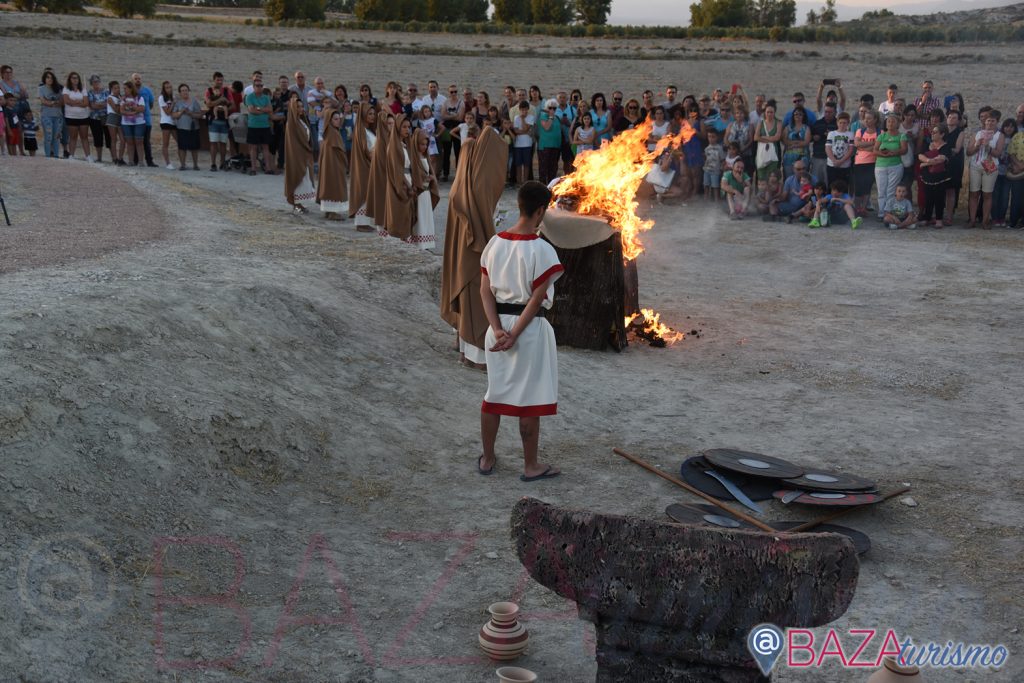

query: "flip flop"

left=477, top=455, right=494, bottom=476
left=520, top=466, right=560, bottom=482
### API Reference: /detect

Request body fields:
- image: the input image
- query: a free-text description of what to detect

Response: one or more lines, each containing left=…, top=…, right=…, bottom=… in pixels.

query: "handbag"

left=980, top=158, right=997, bottom=174
left=756, top=121, right=778, bottom=168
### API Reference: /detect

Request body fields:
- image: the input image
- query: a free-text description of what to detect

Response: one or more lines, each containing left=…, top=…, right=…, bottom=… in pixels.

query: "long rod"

left=786, top=486, right=911, bottom=533
left=613, top=448, right=776, bottom=532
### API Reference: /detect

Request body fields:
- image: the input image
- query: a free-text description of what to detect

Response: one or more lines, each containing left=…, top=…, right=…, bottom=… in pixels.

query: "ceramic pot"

left=866, top=656, right=924, bottom=682
left=496, top=666, right=537, bottom=683
left=479, top=601, right=529, bottom=660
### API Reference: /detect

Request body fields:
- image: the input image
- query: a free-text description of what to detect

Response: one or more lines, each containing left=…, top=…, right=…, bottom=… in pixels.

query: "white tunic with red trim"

left=480, top=231, right=564, bottom=417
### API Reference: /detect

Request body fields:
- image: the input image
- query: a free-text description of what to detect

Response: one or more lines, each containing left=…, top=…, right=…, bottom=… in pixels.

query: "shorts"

left=105, top=113, right=121, bottom=127
left=177, top=128, right=200, bottom=151
left=208, top=130, right=228, bottom=144
left=65, top=117, right=90, bottom=128
left=512, top=146, right=533, bottom=168
left=6, top=126, right=21, bottom=145
left=968, top=164, right=998, bottom=193
left=121, top=123, right=146, bottom=139
left=160, top=122, right=176, bottom=131
left=24, top=137, right=38, bottom=152
left=852, top=162, right=875, bottom=197
left=703, top=170, right=722, bottom=188
left=246, top=126, right=272, bottom=145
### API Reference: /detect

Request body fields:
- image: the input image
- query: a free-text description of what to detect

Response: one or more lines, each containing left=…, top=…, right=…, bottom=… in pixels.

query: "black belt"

left=496, top=302, right=544, bottom=318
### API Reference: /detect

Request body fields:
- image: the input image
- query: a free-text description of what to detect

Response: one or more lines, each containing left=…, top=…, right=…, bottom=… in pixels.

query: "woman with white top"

left=647, top=106, right=670, bottom=152
left=105, top=80, right=125, bottom=165
left=572, top=112, right=596, bottom=152
left=157, top=81, right=176, bottom=169
left=966, top=110, right=1007, bottom=229
left=62, top=71, right=92, bottom=161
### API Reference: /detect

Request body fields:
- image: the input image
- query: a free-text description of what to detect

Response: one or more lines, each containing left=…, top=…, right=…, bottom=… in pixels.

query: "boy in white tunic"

left=478, top=182, right=564, bottom=482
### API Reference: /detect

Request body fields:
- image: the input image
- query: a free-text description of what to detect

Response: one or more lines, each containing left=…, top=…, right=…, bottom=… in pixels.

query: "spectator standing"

left=782, top=106, right=811, bottom=178
left=1005, top=123, right=1024, bottom=229
left=86, top=75, right=109, bottom=163
left=119, top=80, right=146, bottom=167
left=852, top=110, right=880, bottom=216
left=3, top=94, right=21, bottom=156
left=878, top=84, right=900, bottom=117
left=572, top=112, right=596, bottom=152
left=205, top=72, right=231, bottom=171
left=914, top=80, right=941, bottom=124
left=943, top=110, right=967, bottom=225
left=873, top=113, right=908, bottom=219
left=537, top=99, right=563, bottom=184
left=2, top=65, right=30, bottom=155
left=422, top=80, right=447, bottom=121
left=753, top=101, right=782, bottom=183
left=157, top=80, right=176, bottom=169
left=171, top=83, right=203, bottom=171
left=132, top=73, right=156, bottom=166
left=966, top=110, right=1006, bottom=228
left=991, top=118, right=1018, bottom=226
left=306, top=76, right=330, bottom=156
left=825, top=111, right=854, bottom=188
left=725, top=105, right=753, bottom=171
left=270, top=75, right=290, bottom=170
left=810, top=104, right=837, bottom=184
left=21, top=110, right=38, bottom=156
left=62, top=71, right=92, bottom=161
left=899, top=104, right=919, bottom=190
left=105, top=80, right=124, bottom=165
left=703, top=129, right=725, bottom=201
left=439, top=86, right=465, bottom=180
left=615, top=99, right=643, bottom=134
left=553, top=91, right=576, bottom=175
left=783, top=92, right=817, bottom=127
left=917, top=122, right=950, bottom=227
left=512, top=101, right=535, bottom=186
left=815, top=80, right=846, bottom=115
left=244, top=77, right=275, bottom=175
left=590, top=93, right=612, bottom=147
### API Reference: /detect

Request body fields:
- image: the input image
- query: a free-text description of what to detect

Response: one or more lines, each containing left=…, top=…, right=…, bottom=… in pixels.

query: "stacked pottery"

left=479, top=601, right=529, bottom=660
left=866, top=656, right=925, bottom=682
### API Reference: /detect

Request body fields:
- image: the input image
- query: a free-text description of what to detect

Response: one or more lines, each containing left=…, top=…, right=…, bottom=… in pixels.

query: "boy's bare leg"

left=520, top=417, right=559, bottom=478
left=480, top=412, right=500, bottom=471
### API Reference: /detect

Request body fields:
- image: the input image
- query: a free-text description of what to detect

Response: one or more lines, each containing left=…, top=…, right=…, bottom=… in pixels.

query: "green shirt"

left=244, top=92, right=271, bottom=128
left=537, top=112, right=562, bottom=150
left=875, top=132, right=905, bottom=167
left=723, top=171, right=750, bottom=192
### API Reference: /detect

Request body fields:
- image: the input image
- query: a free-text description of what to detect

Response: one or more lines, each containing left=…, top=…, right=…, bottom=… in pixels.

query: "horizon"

left=605, top=0, right=1021, bottom=25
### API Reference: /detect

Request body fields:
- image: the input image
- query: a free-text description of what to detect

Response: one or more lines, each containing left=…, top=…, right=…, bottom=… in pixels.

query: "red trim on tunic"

left=498, top=231, right=540, bottom=241
left=481, top=401, right=557, bottom=417
left=532, top=264, right=565, bottom=290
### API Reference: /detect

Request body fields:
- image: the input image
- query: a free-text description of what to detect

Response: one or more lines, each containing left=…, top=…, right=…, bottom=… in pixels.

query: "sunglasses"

left=449, top=90, right=457, bottom=94
left=613, top=98, right=622, bottom=102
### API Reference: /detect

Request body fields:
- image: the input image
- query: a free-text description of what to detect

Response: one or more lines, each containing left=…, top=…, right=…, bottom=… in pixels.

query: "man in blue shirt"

left=132, top=72, right=156, bottom=166
left=783, top=91, right=818, bottom=128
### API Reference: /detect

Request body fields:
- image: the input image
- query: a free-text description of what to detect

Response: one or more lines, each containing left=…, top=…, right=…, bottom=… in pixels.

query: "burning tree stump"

left=511, top=498, right=859, bottom=682
left=543, top=234, right=638, bottom=351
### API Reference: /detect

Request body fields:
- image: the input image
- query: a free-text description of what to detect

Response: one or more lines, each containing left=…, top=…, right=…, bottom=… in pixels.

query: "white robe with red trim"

left=480, top=231, right=564, bottom=417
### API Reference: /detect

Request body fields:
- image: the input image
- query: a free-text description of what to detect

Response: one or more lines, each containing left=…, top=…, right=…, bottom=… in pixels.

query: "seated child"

left=754, top=178, right=773, bottom=214
left=810, top=179, right=861, bottom=229
left=724, top=142, right=741, bottom=174
left=792, top=181, right=827, bottom=222
left=720, top=159, right=751, bottom=219
left=883, top=184, right=916, bottom=229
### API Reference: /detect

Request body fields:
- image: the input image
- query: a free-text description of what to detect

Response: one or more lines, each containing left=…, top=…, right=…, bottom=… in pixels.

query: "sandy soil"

left=2, top=14, right=1023, bottom=683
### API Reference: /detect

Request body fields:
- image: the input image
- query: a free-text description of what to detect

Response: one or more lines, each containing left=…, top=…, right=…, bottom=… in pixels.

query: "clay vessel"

left=496, top=666, right=537, bottom=683
left=479, top=601, right=529, bottom=660
left=866, top=656, right=924, bottom=682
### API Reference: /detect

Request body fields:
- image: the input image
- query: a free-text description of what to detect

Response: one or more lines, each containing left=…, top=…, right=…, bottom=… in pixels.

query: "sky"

left=606, top=0, right=1021, bottom=26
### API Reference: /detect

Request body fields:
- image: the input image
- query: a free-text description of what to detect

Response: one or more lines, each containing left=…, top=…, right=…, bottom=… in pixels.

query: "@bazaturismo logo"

left=746, top=624, right=1009, bottom=675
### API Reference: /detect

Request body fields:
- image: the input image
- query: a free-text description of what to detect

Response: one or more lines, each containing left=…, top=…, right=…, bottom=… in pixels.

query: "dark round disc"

left=783, top=470, right=876, bottom=492
left=703, top=448, right=804, bottom=479
left=679, top=456, right=778, bottom=502
left=773, top=489, right=883, bottom=507
left=664, top=504, right=871, bottom=554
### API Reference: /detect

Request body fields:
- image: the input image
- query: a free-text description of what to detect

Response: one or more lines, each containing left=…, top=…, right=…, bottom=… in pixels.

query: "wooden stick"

left=613, top=447, right=776, bottom=532
left=785, top=486, right=911, bottom=533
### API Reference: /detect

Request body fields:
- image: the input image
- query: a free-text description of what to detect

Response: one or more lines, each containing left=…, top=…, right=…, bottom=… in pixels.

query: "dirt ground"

left=1, top=14, right=1023, bottom=683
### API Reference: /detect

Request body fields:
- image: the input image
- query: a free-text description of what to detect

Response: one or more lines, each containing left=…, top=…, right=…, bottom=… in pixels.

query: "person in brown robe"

left=316, top=106, right=349, bottom=220
left=284, top=95, right=316, bottom=214
left=365, top=111, right=393, bottom=234
left=349, top=102, right=377, bottom=231
left=440, top=123, right=510, bottom=368
left=409, top=128, right=440, bottom=250
left=383, top=115, right=415, bottom=240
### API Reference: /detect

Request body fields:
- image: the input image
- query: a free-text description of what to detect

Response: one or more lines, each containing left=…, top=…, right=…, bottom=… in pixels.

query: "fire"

left=625, top=308, right=685, bottom=346
left=551, top=120, right=696, bottom=261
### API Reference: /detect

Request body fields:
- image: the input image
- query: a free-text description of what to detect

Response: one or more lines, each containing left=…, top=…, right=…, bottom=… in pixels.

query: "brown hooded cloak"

left=383, top=114, right=415, bottom=240
left=409, top=128, right=440, bottom=211
left=284, top=97, right=316, bottom=206
left=366, top=112, right=392, bottom=227
left=316, top=107, right=348, bottom=211
left=440, top=125, right=509, bottom=357
left=348, top=102, right=375, bottom=219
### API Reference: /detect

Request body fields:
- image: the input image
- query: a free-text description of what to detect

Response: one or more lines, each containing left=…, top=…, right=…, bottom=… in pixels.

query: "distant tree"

left=574, top=0, right=612, bottom=24
left=689, top=0, right=749, bottom=27
left=427, top=0, right=460, bottom=21
left=265, top=0, right=301, bottom=20
left=806, top=8, right=817, bottom=24
left=353, top=0, right=392, bottom=19
left=531, top=0, right=571, bottom=23
left=819, top=0, right=837, bottom=23
left=862, top=8, right=894, bottom=20
left=103, top=0, right=156, bottom=18
left=12, top=0, right=39, bottom=10
left=493, top=0, right=531, bottom=22
left=749, top=0, right=795, bottom=27
left=463, top=0, right=489, bottom=21
left=303, top=0, right=325, bottom=20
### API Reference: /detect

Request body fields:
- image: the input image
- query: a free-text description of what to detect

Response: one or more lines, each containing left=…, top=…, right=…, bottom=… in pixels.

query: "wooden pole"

left=786, top=486, right=911, bottom=533
left=613, top=448, right=776, bottom=533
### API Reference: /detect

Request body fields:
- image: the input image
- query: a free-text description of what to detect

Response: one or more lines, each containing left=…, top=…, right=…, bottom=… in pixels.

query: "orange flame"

left=551, top=120, right=695, bottom=261
left=625, top=308, right=685, bottom=346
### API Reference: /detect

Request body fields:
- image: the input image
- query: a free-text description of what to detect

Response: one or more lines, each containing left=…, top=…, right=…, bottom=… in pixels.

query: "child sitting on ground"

left=720, top=158, right=751, bottom=219
left=478, top=181, right=564, bottom=482
left=883, top=184, right=917, bottom=230
left=792, top=180, right=827, bottom=223
left=810, top=179, right=861, bottom=229
left=754, top=178, right=773, bottom=215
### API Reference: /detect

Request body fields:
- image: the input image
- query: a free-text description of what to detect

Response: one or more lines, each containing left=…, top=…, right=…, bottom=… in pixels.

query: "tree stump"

left=511, top=498, right=860, bottom=682
left=543, top=234, right=637, bottom=351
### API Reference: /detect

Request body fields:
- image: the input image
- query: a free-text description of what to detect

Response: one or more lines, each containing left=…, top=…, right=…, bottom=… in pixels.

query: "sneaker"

left=86, top=155, right=95, bottom=163
left=907, top=223, right=916, bottom=230
left=166, top=163, right=175, bottom=170
left=147, top=161, right=159, bottom=168
left=808, top=219, right=821, bottom=228
left=210, top=164, right=218, bottom=172
left=851, top=217, right=863, bottom=230
left=887, top=223, right=898, bottom=230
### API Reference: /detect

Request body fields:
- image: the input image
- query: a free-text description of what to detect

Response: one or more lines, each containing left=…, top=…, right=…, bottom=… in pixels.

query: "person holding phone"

left=815, top=79, right=846, bottom=117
